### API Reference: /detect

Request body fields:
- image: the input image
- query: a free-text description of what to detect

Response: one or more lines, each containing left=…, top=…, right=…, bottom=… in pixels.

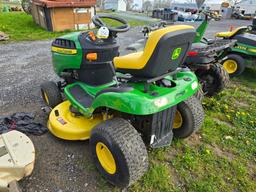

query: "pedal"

left=69, top=105, right=82, bottom=116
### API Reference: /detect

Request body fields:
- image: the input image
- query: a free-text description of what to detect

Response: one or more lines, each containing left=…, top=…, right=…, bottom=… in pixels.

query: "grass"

left=0, top=12, right=67, bottom=42
left=0, top=12, right=150, bottom=42
left=96, top=68, right=256, bottom=191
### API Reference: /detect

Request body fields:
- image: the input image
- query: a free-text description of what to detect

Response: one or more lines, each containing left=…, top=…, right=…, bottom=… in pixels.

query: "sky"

left=133, top=0, right=224, bottom=9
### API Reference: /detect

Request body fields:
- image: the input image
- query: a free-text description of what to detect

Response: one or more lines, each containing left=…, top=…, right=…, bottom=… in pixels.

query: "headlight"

left=154, top=97, right=168, bottom=107
left=191, top=81, right=198, bottom=90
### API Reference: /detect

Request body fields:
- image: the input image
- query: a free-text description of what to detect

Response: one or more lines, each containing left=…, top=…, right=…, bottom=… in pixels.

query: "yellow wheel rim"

left=43, top=91, right=50, bottom=105
left=96, top=142, right=116, bottom=174
left=223, top=60, right=238, bottom=74
left=173, top=110, right=183, bottom=129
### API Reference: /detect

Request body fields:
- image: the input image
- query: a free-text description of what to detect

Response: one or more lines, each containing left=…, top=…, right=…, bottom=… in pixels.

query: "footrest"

left=69, top=85, right=93, bottom=108
left=65, top=84, right=94, bottom=117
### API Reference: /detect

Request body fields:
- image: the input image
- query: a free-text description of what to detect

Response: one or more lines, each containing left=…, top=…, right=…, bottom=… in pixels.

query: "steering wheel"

left=92, top=14, right=130, bottom=33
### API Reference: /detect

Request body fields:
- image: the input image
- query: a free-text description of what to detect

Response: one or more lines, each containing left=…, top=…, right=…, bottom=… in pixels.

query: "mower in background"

left=216, top=17, right=256, bottom=77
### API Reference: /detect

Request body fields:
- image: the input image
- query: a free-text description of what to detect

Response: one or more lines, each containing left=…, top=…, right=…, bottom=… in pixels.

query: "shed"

left=31, top=0, right=96, bottom=32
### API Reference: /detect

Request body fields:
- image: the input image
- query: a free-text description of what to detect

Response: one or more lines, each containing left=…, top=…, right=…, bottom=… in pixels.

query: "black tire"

left=40, top=81, right=62, bottom=108
left=194, top=86, right=204, bottom=101
left=222, top=54, right=245, bottom=77
left=196, top=63, right=230, bottom=97
left=173, top=96, right=204, bottom=138
left=90, top=118, right=148, bottom=188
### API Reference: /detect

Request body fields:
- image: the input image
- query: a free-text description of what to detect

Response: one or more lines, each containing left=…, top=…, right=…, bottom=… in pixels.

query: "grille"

left=52, top=38, right=76, bottom=49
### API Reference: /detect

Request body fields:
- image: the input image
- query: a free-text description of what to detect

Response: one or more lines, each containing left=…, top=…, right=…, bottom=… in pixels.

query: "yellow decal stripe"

left=248, top=49, right=256, bottom=53
left=52, top=46, right=77, bottom=55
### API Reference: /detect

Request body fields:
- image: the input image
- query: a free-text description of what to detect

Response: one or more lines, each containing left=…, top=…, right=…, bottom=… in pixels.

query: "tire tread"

left=91, top=118, right=148, bottom=187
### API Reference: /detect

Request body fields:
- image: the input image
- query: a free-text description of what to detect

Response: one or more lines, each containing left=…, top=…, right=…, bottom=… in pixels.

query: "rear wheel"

left=90, top=118, right=148, bottom=188
left=197, top=63, right=230, bottom=97
left=173, top=96, right=204, bottom=138
left=222, top=54, right=245, bottom=77
left=40, top=81, right=62, bottom=108
left=194, top=86, right=204, bottom=101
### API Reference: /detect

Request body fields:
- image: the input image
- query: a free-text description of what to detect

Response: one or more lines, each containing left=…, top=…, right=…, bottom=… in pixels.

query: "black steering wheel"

left=92, top=14, right=130, bottom=33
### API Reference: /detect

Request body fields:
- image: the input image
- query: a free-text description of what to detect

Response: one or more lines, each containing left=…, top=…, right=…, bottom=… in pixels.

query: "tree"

left=21, top=0, right=32, bottom=14
left=143, top=1, right=153, bottom=15
left=226, top=0, right=248, bottom=6
left=96, top=0, right=107, bottom=10
left=131, top=3, right=139, bottom=10
left=124, top=0, right=134, bottom=11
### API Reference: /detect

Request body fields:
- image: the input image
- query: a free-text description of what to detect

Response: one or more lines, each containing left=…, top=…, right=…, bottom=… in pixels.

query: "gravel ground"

left=0, top=19, right=251, bottom=192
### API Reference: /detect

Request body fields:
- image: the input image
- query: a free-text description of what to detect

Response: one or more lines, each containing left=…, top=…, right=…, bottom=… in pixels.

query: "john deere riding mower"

left=216, top=17, right=256, bottom=77
left=40, top=15, right=204, bottom=188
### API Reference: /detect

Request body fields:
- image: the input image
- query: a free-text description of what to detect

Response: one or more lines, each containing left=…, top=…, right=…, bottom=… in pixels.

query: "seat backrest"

left=130, top=25, right=195, bottom=78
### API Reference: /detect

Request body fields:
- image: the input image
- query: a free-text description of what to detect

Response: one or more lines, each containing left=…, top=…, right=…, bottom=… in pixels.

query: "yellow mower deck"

left=48, top=101, right=104, bottom=140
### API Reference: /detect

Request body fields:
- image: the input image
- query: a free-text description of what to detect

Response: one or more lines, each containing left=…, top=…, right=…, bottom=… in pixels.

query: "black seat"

left=234, top=33, right=256, bottom=47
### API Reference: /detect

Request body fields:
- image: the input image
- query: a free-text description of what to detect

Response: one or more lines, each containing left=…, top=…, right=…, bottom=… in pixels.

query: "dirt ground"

left=0, top=19, right=251, bottom=192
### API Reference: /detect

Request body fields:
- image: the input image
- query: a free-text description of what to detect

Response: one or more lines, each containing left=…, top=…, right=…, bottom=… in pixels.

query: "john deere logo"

left=171, top=48, right=182, bottom=60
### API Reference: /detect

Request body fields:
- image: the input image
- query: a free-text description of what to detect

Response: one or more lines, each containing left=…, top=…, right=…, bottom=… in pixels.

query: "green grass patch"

left=0, top=12, right=67, bottom=41
left=131, top=163, right=173, bottom=192
left=101, top=16, right=151, bottom=28
left=235, top=68, right=256, bottom=89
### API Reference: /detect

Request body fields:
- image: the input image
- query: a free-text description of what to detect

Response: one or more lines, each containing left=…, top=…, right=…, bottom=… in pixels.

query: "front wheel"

left=90, top=118, right=148, bottom=188
left=40, top=81, right=62, bottom=108
left=222, top=54, right=245, bottom=77
left=173, top=96, right=204, bottom=138
left=196, top=63, right=230, bottom=97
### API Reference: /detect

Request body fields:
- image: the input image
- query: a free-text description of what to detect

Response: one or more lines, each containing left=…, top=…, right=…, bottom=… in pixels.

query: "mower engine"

left=51, top=30, right=119, bottom=84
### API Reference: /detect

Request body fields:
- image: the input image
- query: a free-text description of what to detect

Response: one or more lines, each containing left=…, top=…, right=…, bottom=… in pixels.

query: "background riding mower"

left=127, top=10, right=233, bottom=97
left=40, top=15, right=204, bottom=188
left=189, top=10, right=235, bottom=96
left=216, top=17, right=256, bottom=77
